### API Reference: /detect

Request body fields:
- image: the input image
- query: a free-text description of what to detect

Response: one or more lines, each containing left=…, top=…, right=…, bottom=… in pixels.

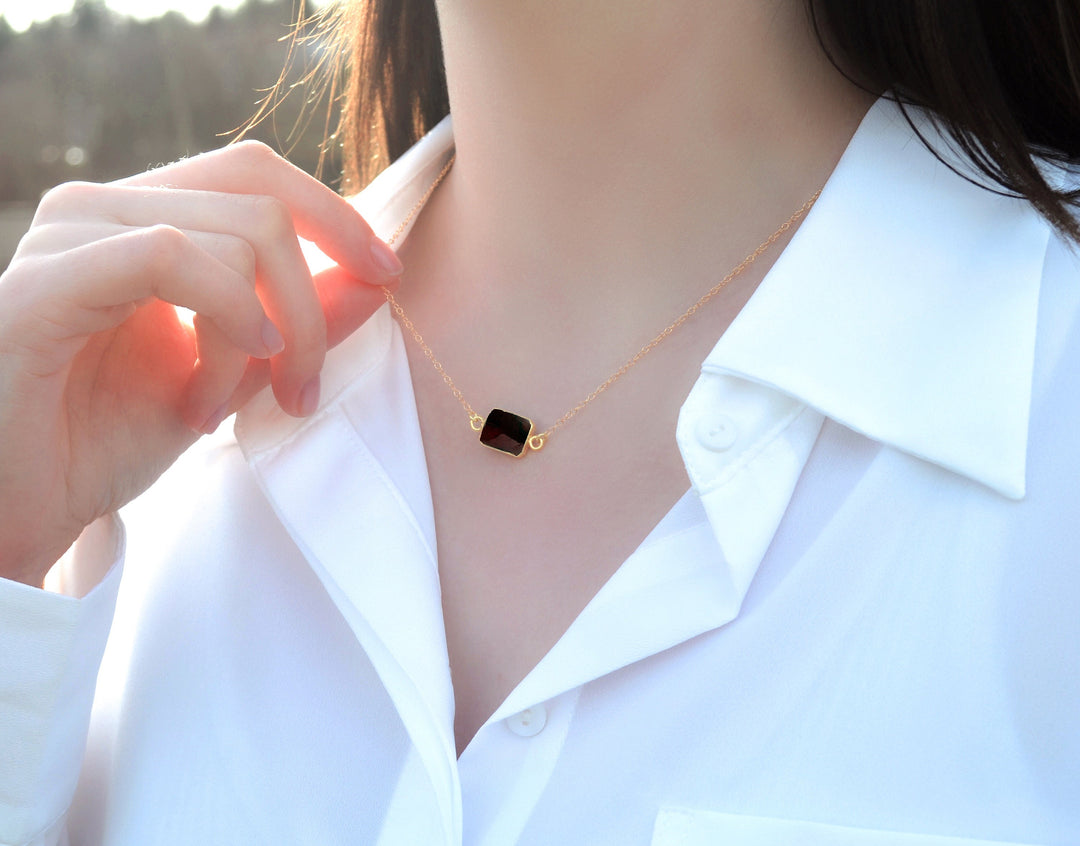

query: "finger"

left=315, top=264, right=397, bottom=349
left=13, top=226, right=282, bottom=360
left=17, top=221, right=258, bottom=281
left=12, top=222, right=270, bottom=358
left=182, top=314, right=249, bottom=434
left=195, top=265, right=395, bottom=421
left=113, top=142, right=404, bottom=284
left=48, top=185, right=327, bottom=417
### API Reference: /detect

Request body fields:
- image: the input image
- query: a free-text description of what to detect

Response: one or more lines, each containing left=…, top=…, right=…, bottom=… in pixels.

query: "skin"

left=0, top=0, right=875, bottom=757
left=401, top=0, right=875, bottom=753
left=0, top=142, right=404, bottom=587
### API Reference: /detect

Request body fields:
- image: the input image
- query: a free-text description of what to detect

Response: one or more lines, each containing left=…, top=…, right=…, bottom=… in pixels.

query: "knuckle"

left=10, top=222, right=58, bottom=257
left=36, top=181, right=97, bottom=220
left=249, top=194, right=295, bottom=241
left=221, top=237, right=257, bottom=281
left=231, top=138, right=277, bottom=164
left=141, top=224, right=190, bottom=270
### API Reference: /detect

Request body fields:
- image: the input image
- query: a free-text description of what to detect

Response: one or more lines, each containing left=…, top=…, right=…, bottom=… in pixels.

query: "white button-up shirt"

left=2, top=99, right=1078, bottom=846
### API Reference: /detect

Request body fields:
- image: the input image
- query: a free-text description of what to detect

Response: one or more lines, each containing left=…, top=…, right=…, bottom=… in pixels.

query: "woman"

left=1, top=1, right=1078, bottom=844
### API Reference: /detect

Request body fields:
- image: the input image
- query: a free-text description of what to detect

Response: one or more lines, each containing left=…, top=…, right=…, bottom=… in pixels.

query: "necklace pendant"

left=479, top=408, right=537, bottom=458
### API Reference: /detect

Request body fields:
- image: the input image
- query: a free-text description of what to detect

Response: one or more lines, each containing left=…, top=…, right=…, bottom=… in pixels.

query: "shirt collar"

left=362, top=100, right=1052, bottom=500
left=706, top=99, right=1050, bottom=500
left=260, top=97, right=1050, bottom=502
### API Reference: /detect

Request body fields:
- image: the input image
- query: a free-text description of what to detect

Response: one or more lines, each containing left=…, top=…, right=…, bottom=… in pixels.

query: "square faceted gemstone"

left=479, top=409, right=534, bottom=457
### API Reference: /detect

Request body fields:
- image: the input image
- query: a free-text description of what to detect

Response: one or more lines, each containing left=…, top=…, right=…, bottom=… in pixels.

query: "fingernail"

left=261, top=319, right=285, bottom=356
left=200, top=403, right=231, bottom=435
left=370, top=238, right=404, bottom=276
left=298, top=375, right=320, bottom=416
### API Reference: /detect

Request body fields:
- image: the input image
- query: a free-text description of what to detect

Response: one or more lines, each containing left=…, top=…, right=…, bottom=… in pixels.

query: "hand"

left=0, top=141, right=403, bottom=588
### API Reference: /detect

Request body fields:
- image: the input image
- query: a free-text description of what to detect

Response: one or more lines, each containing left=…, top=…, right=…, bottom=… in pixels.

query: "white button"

left=505, top=705, right=547, bottom=738
left=696, top=415, right=738, bottom=451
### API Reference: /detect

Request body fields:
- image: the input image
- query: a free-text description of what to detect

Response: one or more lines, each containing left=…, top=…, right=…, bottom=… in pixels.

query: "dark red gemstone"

left=479, top=409, right=533, bottom=457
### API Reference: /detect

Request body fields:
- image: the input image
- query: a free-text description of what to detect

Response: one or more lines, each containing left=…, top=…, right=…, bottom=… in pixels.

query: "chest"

left=110, top=409, right=1080, bottom=846
left=410, top=352, right=696, bottom=754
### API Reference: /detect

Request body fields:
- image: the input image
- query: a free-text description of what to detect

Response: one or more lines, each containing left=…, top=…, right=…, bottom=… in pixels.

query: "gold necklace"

left=381, top=153, right=819, bottom=458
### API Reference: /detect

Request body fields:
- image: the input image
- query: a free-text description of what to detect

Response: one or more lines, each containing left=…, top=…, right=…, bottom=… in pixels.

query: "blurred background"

left=0, top=0, right=333, bottom=270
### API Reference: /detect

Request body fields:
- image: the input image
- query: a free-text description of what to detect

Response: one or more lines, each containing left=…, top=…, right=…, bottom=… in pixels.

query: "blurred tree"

left=206, top=6, right=227, bottom=30
left=0, top=16, right=14, bottom=54
left=0, top=0, right=334, bottom=203
left=73, top=0, right=110, bottom=38
left=0, top=0, right=338, bottom=269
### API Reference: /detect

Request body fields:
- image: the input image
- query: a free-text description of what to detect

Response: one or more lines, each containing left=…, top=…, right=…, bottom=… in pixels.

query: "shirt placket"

left=450, top=370, right=822, bottom=845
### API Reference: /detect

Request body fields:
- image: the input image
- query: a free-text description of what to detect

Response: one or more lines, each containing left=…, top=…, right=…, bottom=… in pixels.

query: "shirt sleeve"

left=0, top=516, right=124, bottom=846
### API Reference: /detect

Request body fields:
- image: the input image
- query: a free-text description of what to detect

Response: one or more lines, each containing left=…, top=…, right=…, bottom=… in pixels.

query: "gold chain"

left=381, top=152, right=819, bottom=455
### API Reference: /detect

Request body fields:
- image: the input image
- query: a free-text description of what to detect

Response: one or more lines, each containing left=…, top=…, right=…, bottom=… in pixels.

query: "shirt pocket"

left=651, top=808, right=1047, bottom=846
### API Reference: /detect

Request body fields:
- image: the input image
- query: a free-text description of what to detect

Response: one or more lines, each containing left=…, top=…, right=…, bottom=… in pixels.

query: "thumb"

left=316, top=264, right=395, bottom=349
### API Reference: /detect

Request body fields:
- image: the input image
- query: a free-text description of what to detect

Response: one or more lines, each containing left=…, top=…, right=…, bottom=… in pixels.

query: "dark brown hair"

left=806, top=0, right=1080, bottom=238
left=315, top=0, right=1080, bottom=238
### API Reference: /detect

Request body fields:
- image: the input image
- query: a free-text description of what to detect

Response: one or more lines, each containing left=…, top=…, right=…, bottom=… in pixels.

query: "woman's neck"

left=428, top=0, right=872, bottom=309
left=398, top=0, right=874, bottom=368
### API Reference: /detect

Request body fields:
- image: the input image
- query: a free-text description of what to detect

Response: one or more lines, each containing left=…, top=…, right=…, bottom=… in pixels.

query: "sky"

left=1, top=1, right=258, bottom=32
